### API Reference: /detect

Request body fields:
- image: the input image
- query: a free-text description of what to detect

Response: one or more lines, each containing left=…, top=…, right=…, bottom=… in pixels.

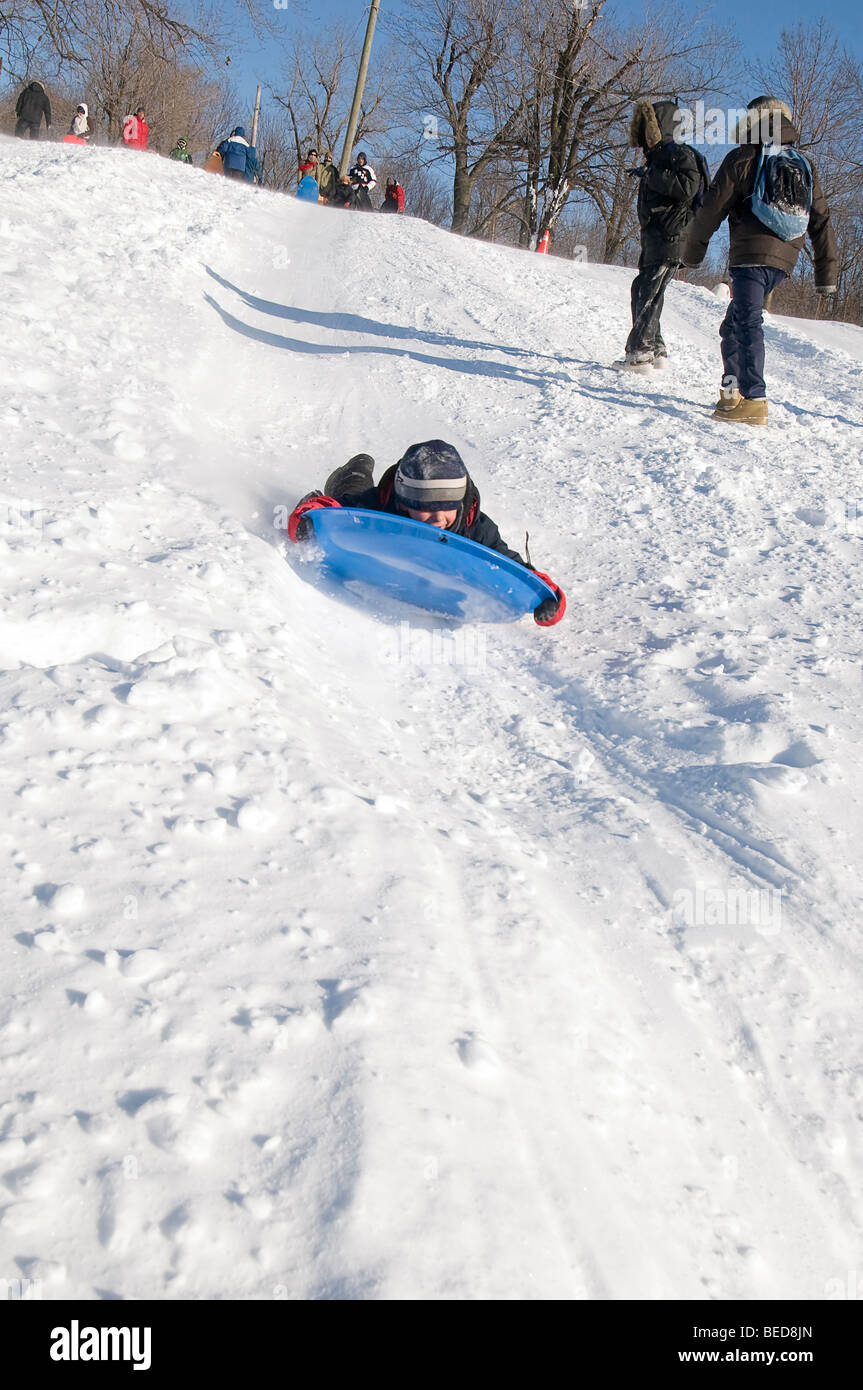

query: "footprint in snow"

left=455, top=1033, right=503, bottom=1080
left=119, top=948, right=168, bottom=981
left=33, top=882, right=85, bottom=916
left=794, top=507, right=828, bottom=527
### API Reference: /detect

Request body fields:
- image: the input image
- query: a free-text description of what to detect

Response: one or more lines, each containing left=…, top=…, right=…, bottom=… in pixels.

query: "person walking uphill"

left=15, top=81, right=52, bottom=139
left=613, top=100, right=708, bottom=373
left=217, top=127, right=261, bottom=183
left=682, top=95, right=837, bottom=426
left=287, top=440, right=566, bottom=626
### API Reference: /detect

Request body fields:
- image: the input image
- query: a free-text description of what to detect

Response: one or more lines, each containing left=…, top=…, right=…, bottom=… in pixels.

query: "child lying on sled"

left=286, top=439, right=565, bottom=626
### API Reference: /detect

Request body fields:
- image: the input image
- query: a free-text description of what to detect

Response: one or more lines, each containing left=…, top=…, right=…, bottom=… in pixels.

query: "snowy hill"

left=1, top=135, right=862, bottom=1301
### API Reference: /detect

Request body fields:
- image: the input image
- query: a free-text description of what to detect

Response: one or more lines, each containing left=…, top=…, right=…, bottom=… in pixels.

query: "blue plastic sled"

left=296, top=175, right=320, bottom=202
left=305, top=507, right=556, bottom=623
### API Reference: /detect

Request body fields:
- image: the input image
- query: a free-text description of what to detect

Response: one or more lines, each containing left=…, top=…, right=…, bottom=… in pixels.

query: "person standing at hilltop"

left=316, top=152, right=338, bottom=200
left=348, top=151, right=377, bottom=210
left=69, top=104, right=91, bottom=141
left=169, top=137, right=193, bottom=164
left=381, top=177, right=405, bottom=213
left=298, top=149, right=318, bottom=182
left=15, top=81, right=52, bottom=139
left=123, top=108, right=149, bottom=150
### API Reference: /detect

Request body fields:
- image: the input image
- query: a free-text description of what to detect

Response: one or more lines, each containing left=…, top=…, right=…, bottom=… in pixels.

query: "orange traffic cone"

left=536, top=230, right=550, bottom=254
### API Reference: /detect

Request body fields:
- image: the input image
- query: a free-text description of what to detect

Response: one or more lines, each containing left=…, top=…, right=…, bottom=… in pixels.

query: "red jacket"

left=383, top=183, right=405, bottom=213
left=123, top=115, right=149, bottom=150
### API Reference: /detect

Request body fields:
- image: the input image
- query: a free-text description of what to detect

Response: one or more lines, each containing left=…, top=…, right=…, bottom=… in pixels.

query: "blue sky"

left=227, top=0, right=863, bottom=130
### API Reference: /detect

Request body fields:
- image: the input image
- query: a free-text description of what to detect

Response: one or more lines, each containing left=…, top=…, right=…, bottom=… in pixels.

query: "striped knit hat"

left=394, top=440, right=468, bottom=512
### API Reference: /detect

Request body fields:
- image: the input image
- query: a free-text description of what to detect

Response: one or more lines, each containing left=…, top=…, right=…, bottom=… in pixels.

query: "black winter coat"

left=632, top=101, right=707, bottom=264
left=322, top=457, right=526, bottom=564
left=16, top=82, right=51, bottom=128
left=683, top=112, right=837, bottom=284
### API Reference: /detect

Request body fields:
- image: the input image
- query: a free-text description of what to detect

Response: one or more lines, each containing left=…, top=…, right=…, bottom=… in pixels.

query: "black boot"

left=324, top=453, right=375, bottom=498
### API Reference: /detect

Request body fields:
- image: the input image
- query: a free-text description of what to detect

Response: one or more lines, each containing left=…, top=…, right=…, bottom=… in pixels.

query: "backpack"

left=750, top=144, right=813, bottom=241
left=692, top=150, right=710, bottom=209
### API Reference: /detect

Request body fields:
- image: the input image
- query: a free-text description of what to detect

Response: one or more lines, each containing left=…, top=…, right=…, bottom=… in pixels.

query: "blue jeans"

left=720, top=267, right=787, bottom=399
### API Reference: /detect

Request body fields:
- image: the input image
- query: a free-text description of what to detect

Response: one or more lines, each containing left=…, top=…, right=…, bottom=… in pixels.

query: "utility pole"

left=251, top=85, right=262, bottom=147
left=339, top=0, right=381, bottom=177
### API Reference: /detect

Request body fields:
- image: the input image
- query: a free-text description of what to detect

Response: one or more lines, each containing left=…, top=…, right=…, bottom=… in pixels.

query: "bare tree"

left=578, top=140, right=641, bottom=263
left=56, top=3, right=234, bottom=151
left=0, top=0, right=222, bottom=72
left=0, top=0, right=246, bottom=153
left=255, top=107, right=303, bottom=191
left=400, top=163, right=452, bottom=225
left=396, top=0, right=735, bottom=245
left=271, top=28, right=395, bottom=176
left=512, top=1, right=734, bottom=248
left=394, top=0, right=527, bottom=234
left=371, top=143, right=452, bottom=223
left=0, top=0, right=282, bottom=76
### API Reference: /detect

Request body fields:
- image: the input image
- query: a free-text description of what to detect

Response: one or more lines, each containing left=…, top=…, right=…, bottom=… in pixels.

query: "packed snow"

left=1, top=135, right=862, bottom=1301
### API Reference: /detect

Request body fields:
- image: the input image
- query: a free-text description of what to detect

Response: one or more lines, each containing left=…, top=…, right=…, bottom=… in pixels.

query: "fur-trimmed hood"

left=733, top=95, right=797, bottom=144
left=630, top=99, right=680, bottom=150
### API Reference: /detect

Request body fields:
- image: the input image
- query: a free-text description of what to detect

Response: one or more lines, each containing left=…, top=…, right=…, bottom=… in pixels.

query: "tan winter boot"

left=712, top=396, right=768, bottom=426
left=713, top=387, right=742, bottom=412
left=713, top=374, right=742, bottom=413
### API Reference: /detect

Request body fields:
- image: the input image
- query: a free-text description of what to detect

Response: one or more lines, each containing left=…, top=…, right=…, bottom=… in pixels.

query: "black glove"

left=534, top=594, right=560, bottom=624
left=532, top=572, right=566, bottom=627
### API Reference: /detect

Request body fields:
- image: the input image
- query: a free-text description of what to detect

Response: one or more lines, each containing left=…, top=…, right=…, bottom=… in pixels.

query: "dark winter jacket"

left=382, top=182, right=405, bottom=213
left=317, top=154, right=338, bottom=198
left=329, top=179, right=357, bottom=209
left=16, top=82, right=51, bottom=129
left=319, top=457, right=526, bottom=563
left=218, top=129, right=260, bottom=181
left=682, top=100, right=837, bottom=284
left=349, top=157, right=377, bottom=190
left=630, top=100, right=708, bottom=264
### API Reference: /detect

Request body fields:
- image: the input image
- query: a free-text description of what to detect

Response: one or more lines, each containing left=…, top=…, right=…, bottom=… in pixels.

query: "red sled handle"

left=531, top=570, right=566, bottom=626
left=287, top=494, right=341, bottom=543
